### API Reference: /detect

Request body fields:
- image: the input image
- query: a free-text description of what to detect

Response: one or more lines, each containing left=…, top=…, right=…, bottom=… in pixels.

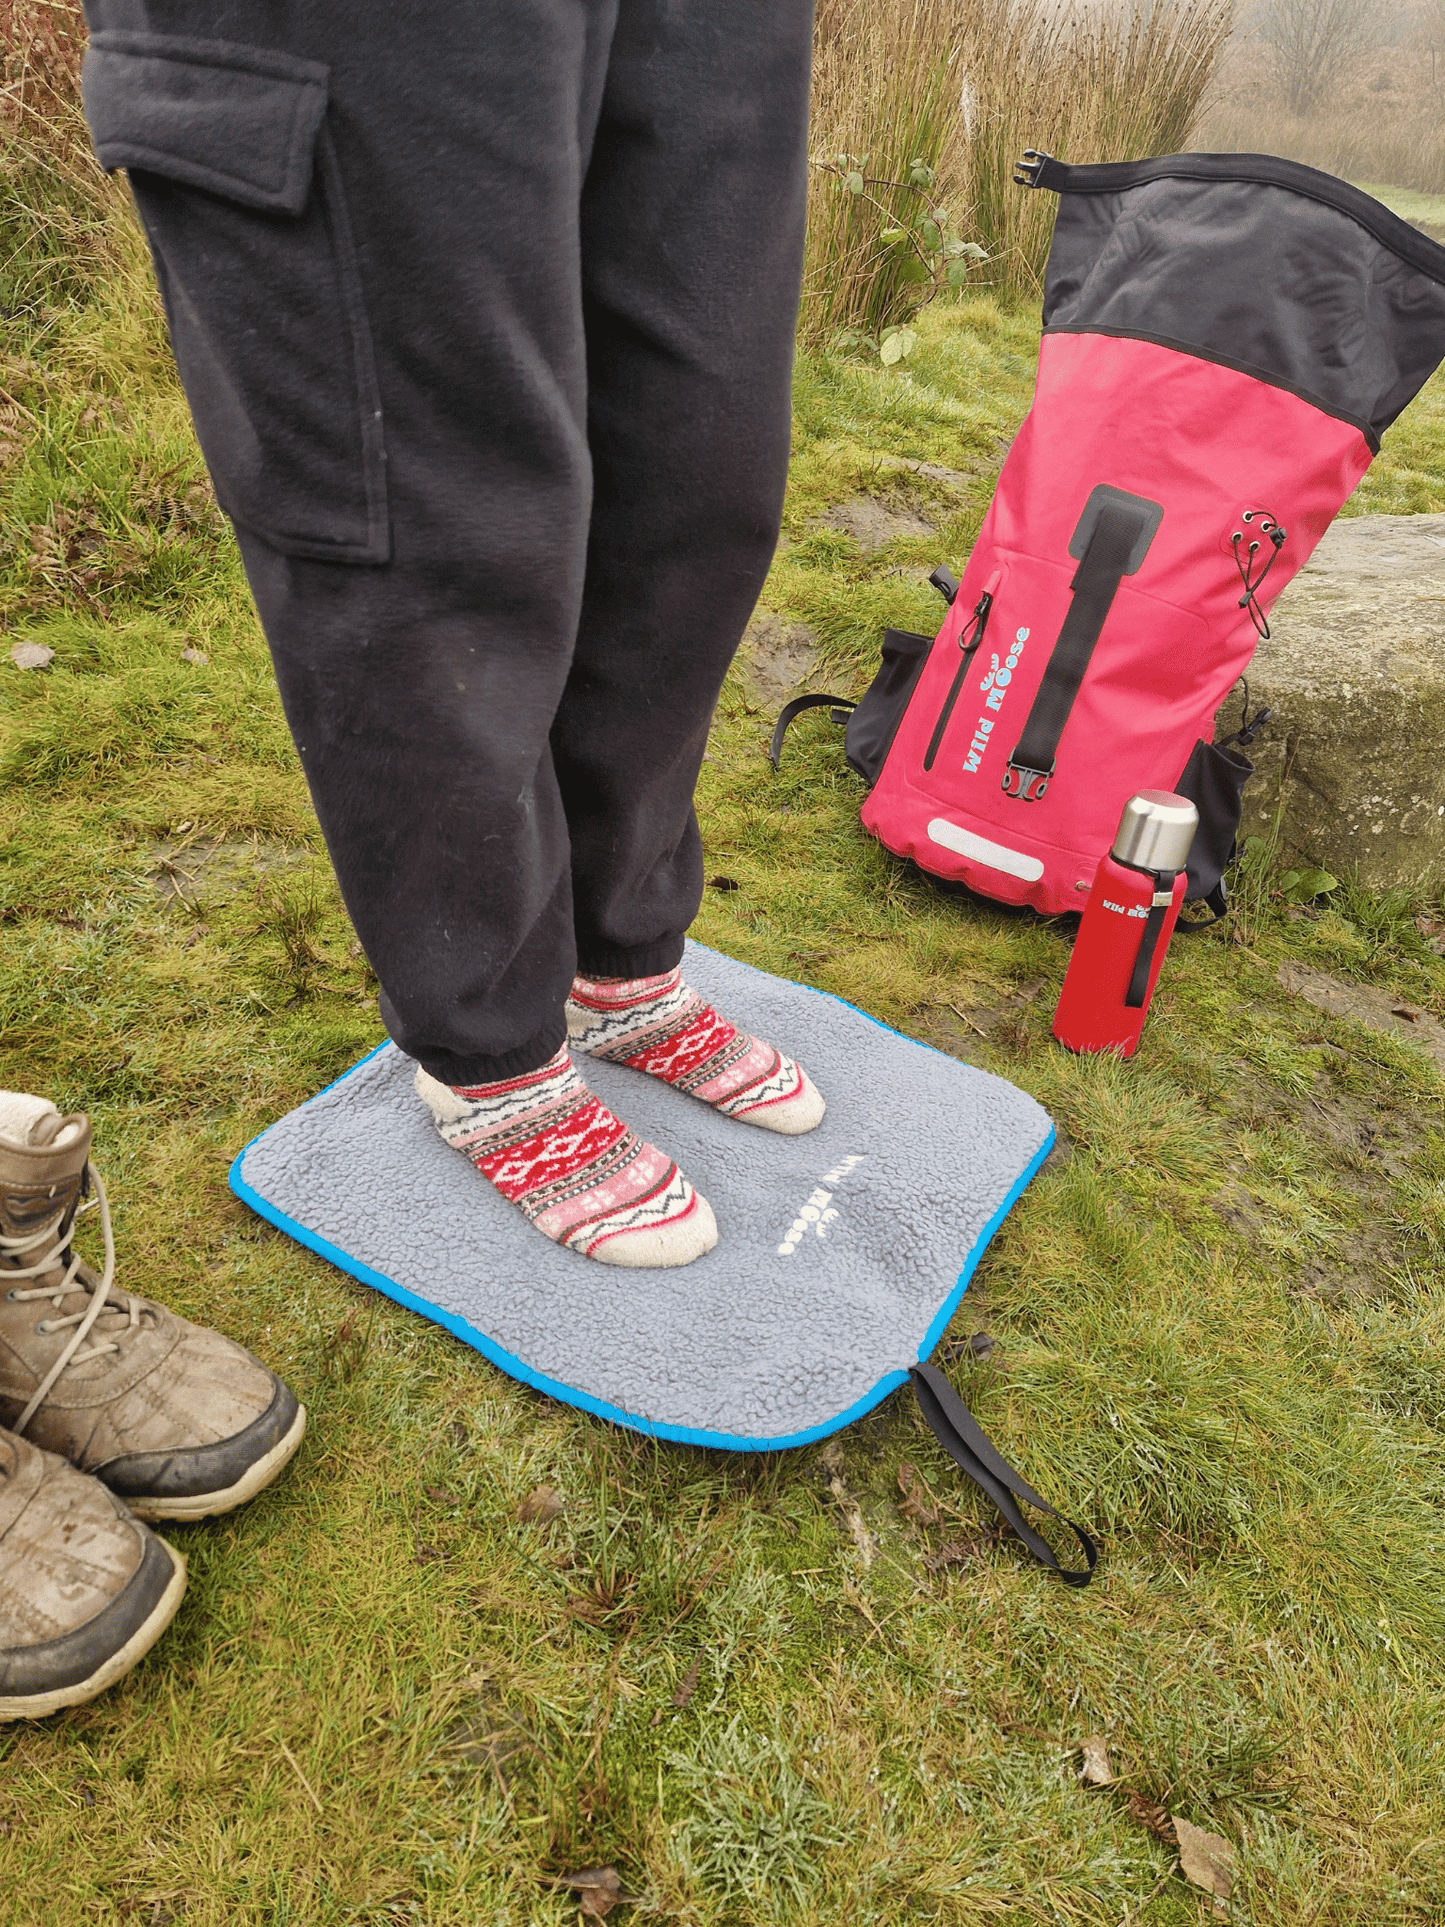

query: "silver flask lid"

left=1110, top=790, right=1198, bottom=875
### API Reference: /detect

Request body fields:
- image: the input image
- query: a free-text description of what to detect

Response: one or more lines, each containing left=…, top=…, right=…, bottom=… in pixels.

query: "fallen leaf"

left=414, top=1540, right=449, bottom=1564
left=10, top=641, right=53, bottom=670
left=707, top=874, right=740, bottom=892
left=896, top=1461, right=942, bottom=1527
left=1126, top=1789, right=1176, bottom=1841
left=1172, top=1815, right=1235, bottom=1909
left=424, top=1485, right=458, bottom=1507
left=671, top=1653, right=703, bottom=1709
left=994, top=1714, right=1055, bottom=1742
left=1392, top=1004, right=1422, bottom=1022
left=828, top=1474, right=876, bottom=1568
left=1078, top=1733, right=1113, bottom=1786
left=939, top=1329, right=997, bottom=1365
left=516, top=1484, right=563, bottom=1524
left=922, top=1533, right=997, bottom=1571
left=549, top=1866, right=639, bottom=1918
left=179, top=646, right=209, bottom=665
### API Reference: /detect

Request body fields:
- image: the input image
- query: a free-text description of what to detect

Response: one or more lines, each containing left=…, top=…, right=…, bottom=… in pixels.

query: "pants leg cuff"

left=407, top=1011, right=569, bottom=1089
left=574, top=934, right=687, bottom=982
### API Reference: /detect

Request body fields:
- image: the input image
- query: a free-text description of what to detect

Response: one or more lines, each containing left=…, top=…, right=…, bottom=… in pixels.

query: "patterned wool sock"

left=566, top=966, right=826, bottom=1135
left=414, top=1051, right=717, bottom=1268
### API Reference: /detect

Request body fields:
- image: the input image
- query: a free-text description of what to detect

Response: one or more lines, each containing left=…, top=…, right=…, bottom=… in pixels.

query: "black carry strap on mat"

left=910, top=1362, right=1098, bottom=1584
left=1004, top=499, right=1149, bottom=801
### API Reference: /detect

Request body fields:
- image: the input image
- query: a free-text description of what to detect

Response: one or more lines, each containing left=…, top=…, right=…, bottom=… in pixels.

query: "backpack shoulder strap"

left=768, top=694, right=855, bottom=771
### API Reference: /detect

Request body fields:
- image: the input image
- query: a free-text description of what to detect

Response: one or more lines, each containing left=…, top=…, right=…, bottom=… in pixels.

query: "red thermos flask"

left=1052, top=790, right=1199, bottom=1057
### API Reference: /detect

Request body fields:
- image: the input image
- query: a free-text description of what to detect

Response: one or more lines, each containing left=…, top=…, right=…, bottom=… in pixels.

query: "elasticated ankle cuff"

left=404, top=1011, right=569, bottom=1088
left=574, top=933, right=686, bottom=982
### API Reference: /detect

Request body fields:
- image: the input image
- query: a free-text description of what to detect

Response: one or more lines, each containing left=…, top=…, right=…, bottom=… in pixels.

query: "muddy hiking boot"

left=0, top=1092, right=306, bottom=1522
left=0, top=1424, right=187, bottom=1720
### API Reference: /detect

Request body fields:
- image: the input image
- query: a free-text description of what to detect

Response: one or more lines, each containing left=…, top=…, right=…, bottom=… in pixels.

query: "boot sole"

left=0, top=1538, right=187, bottom=1721
left=126, top=1403, right=307, bottom=1523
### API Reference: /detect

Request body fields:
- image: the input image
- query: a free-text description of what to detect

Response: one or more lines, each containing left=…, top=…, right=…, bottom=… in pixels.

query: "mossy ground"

left=1354, top=182, right=1445, bottom=243
left=3, top=184, right=1445, bottom=1926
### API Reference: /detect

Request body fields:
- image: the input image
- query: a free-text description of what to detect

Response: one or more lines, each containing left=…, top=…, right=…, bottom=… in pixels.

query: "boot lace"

left=1, top=1165, right=132, bottom=1436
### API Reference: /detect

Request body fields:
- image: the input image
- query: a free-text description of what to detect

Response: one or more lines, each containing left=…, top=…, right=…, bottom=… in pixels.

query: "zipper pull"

left=959, top=569, right=1003, bottom=658
left=960, top=591, right=992, bottom=652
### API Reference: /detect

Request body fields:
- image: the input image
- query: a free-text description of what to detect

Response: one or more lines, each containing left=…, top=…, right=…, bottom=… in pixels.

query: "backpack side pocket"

left=1175, top=736, right=1254, bottom=915
left=843, top=627, right=932, bottom=784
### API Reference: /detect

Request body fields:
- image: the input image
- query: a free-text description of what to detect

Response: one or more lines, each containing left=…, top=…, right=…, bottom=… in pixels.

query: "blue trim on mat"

left=227, top=962, right=1054, bottom=1453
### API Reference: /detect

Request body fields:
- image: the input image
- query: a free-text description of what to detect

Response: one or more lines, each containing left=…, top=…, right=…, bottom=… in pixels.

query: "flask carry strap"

left=1124, top=875, right=1175, bottom=1007
left=909, top=1362, right=1098, bottom=1586
left=1003, top=499, right=1151, bottom=802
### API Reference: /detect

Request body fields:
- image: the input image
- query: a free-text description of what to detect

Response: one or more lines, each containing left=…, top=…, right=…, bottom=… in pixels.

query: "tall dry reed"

left=1202, top=96, right=1445, bottom=197
left=2, top=0, right=86, bottom=162
left=805, top=0, right=975, bottom=345
left=803, top=0, right=1235, bottom=345
left=1, top=0, right=139, bottom=306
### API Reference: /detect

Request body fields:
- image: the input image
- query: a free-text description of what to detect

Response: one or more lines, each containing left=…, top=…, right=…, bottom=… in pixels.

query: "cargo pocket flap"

left=83, top=32, right=329, bottom=216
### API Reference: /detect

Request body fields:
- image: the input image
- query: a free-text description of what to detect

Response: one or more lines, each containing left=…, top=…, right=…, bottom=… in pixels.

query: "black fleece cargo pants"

left=80, top=1, right=814, bottom=1083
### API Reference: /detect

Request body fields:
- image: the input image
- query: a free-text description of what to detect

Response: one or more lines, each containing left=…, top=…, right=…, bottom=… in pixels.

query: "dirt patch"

left=913, top=979, right=1048, bottom=1070
left=147, top=836, right=307, bottom=904
left=1297, top=1222, right=1405, bottom=1305
left=1294, top=1085, right=1417, bottom=1183
left=1211, top=1184, right=1267, bottom=1242
left=886, top=456, right=973, bottom=491
left=1277, top=963, right=1445, bottom=1077
left=737, top=610, right=822, bottom=711
left=946, top=977, right=1046, bottom=1042
left=1214, top=1169, right=1408, bottom=1304
left=819, top=496, right=934, bottom=553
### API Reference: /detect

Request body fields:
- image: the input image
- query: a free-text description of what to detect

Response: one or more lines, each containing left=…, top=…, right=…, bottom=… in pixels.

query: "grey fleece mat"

left=231, top=942, right=1054, bottom=1449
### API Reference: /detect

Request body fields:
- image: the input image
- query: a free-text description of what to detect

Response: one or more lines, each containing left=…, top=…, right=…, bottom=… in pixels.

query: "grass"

left=6, top=169, right=1445, bottom=1927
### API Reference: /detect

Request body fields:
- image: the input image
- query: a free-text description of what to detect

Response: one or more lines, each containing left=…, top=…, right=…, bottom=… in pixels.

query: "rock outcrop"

left=1214, top=512, right=1445, bottom=889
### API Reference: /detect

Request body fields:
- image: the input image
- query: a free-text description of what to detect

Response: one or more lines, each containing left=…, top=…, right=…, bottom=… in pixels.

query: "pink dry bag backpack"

left=773, top=153, right=1445, bottom=918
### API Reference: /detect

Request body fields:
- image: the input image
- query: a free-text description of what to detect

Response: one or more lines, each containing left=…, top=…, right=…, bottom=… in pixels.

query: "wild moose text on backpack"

left=773, top=152, right=1445, bottom=923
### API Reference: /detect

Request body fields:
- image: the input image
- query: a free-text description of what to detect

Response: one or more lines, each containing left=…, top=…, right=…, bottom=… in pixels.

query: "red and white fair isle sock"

left=566, top=967, right=826, bottom=1135
left=414, top=1051, right=717, bottom=1268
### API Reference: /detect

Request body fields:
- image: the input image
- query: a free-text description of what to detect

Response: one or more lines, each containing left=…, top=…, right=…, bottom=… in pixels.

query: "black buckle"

left=1013, top=149, right=1054, bottom=189
left=1001, top=757, right=1052, bottom=801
